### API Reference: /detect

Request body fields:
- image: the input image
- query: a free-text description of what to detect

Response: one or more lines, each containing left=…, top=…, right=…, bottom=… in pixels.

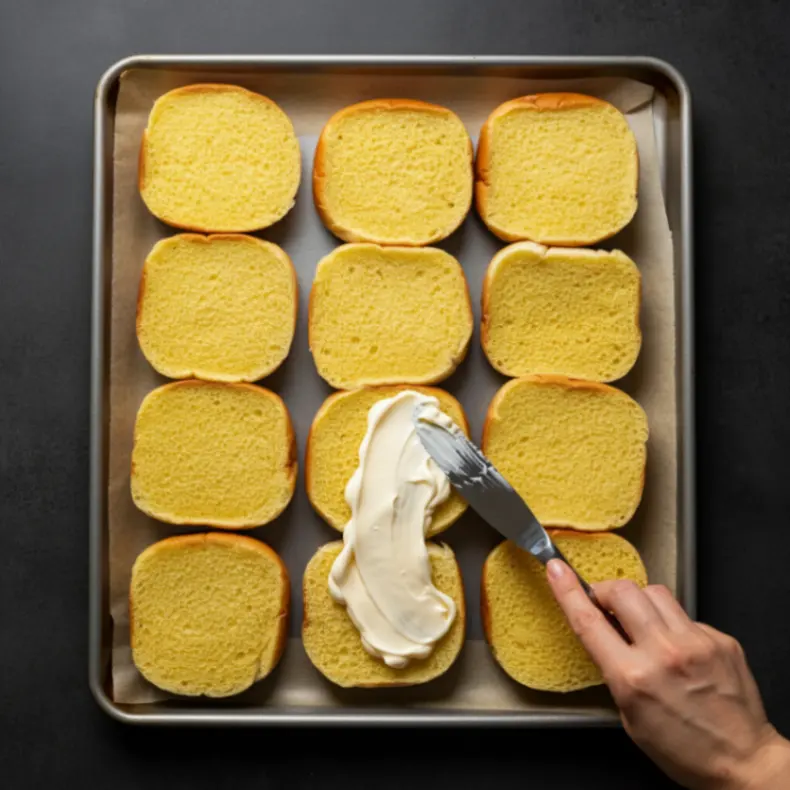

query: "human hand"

left=546, top=559, right=790, bottom=790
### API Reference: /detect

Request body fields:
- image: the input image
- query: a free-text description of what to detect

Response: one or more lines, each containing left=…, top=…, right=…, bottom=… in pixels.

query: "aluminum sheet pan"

left=90, top=55, right=694, bottom=726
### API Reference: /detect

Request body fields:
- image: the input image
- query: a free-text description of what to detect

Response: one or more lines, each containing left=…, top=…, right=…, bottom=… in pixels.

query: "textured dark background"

left=2, top=1, right=789, bottom=787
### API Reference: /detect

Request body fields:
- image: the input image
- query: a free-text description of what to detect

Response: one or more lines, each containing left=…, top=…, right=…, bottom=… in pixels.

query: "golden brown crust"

left=480, top=551, right=494, bottom=648
left=480, top=261, right=491, bottom=356
left=305, top=385, right=470, bottom=531
left=135, top=263, right=148, bottom=341
left=263, top=536, right=290, bottom=677
left=137, top=129, right=148, bottom=193
left=130, top=381, right=297, bottom=530
left=139, top=84, right=298, bottom=234
left=313, top=100, right=473, bottom=246
left=302, top=542, right=465, bottom=688
left=475, top=93, right=638, bottom=246
left=136, top=235, right=298, bottom=382
left=308, top=245, right=474, bottom=389
left=145, top=82, right=288, bottom=116
left=129, top=532, right=290, bottom=681
left=499, top=93, right=612, bottom=115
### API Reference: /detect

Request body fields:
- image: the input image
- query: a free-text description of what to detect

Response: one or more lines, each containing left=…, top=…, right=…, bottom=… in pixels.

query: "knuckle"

left=617, top=665, right=655, bottom=702
left=612, top=579, right=639, bottom=596
left=608, top=579, right=640, bottom=604
left=692, top=637, right=719, bottom=665
left=719, top=634, right=745, bottom=659
left=645, top=583, right=672, bottom=599
left=657, top=642, right=687, bottom=672
left=665, top=636, right=716, bottom=672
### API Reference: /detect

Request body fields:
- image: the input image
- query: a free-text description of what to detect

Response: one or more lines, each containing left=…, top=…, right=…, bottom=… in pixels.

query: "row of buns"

left=138, top=235, right=642, bottom=387
left=132, top=529, right=646, bottom=696
left=139, top=85, right=638, bottom=247
left=131, top=379, right=647, bottom=534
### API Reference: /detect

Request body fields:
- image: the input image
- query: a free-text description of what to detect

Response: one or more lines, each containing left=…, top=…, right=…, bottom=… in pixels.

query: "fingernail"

left=547, top=559, right=566, bottom=580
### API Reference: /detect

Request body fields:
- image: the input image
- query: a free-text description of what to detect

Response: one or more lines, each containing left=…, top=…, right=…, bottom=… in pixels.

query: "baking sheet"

left=105, top=68, right=676, bottom=712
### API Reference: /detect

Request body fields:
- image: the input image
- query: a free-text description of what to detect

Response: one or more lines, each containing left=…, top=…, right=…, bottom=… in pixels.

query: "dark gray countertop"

left=2, top=1, right=789, bottom=787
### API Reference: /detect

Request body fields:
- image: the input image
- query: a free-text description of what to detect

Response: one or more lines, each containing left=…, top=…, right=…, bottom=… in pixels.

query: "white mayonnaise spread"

left=328, top=391, right=457, bottom=668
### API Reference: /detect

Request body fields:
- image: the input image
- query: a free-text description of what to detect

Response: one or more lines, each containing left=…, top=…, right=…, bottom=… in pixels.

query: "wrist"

left=726, top=731, right=790, bottom=790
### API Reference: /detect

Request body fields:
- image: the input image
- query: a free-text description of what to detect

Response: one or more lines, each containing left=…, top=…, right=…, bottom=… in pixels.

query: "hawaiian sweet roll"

left=139, top=84, right=300, bottom=232
left=130, top=533, right=289, bottom=697
left=482, top=532, right=647, bottom=692
left=130, top=381, right=296, bottom=528
left=482, top=242, right=641, bottom=381
left=313, top=99, right=473, bottom=245
left=137, top=234, right=297, bottom=382
left=482, top=376, right=648, bottom=530
left=306, top=386, right=469, bottom=535
left=303, top=541, right=464, bottom=688
left=476, top=93, right=638, bottom=245
left=309, top=244, right=473, bottom=389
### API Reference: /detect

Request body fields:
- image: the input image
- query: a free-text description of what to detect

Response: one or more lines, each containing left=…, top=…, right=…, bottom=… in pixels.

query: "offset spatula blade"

left=412, top=408, right=554, bottom=559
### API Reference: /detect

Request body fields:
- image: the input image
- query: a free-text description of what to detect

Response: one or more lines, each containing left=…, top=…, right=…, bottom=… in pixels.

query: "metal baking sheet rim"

left=90, top=54, right=695, bottom=726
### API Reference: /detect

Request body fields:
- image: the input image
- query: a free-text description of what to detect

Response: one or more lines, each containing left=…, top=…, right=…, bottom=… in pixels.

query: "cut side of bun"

left=130, top=533, right=289, bottom=697
left=136, top=234, right=297, bottom=382
left=309, top=244, right=473, bottom=389
left=131, top=381, right=296, bottom=529
left=482, top=241, right=641, bottom=382
left=314, top=99, right=473, bottom=245
left=483, top=375, right=648, bottom=530
left=139, top=84, right=300, bottom=232
left=476, top=93, right=638, bottom=245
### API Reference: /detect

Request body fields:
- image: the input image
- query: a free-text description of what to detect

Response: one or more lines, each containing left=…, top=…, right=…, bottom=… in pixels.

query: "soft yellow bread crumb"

left=302, top=542, right=465, bottom=688
left=483, top=532, right=647, bottom=692
left=131, top=381, right=296, bottom=528
left=309, top=244, right=473, bottom=389
left=482, top=242, right=641, bottom=381
left=130, top=533, right=289, bottom=697
left=314, top=99, right=473, bottom=245
left=139, top=84, right=300, bottom=232
left=306, top=386, right=469, bottom=535
left=476, top=93, right=638, bottom=245
left=483, top=376, right=648, bottom=530
left=136, top=234, right=297, bottom=382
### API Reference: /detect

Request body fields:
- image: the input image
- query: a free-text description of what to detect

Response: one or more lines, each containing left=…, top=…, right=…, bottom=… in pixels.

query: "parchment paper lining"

left=108, top=70, right=675, bottom=708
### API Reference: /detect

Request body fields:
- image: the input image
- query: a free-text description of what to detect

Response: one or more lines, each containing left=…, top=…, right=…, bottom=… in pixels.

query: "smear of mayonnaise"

left=328, top=391, right=457, bottom=668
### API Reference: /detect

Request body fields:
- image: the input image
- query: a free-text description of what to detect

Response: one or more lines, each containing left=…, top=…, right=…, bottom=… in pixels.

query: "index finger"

left=546, top=559, right=631, bottom=674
